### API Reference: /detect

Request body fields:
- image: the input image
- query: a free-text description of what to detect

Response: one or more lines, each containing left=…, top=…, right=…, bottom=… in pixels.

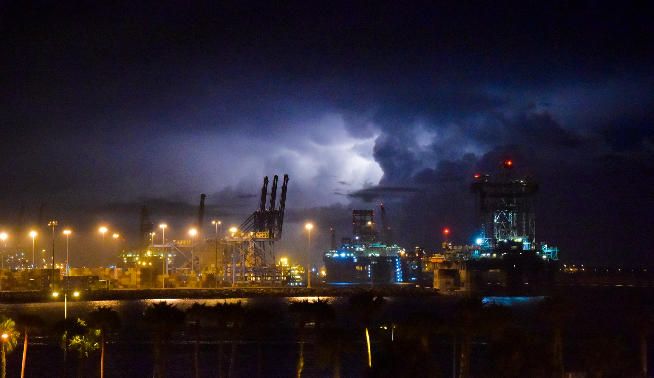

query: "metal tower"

left=471, top=159, right=538, bottom=250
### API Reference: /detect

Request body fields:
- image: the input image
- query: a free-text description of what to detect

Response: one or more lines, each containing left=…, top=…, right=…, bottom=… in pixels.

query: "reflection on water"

left=482, top=296, right=546, bottom=306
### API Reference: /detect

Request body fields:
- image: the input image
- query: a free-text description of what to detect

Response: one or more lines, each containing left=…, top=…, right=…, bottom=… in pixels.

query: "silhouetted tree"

left=143, top=301, right=185, bottom=378
left=538, top=296, right=573, bottom=378
left=316, top=325, right=350, bottom=378
left=452, top=296, right=483, bottom=378
left=244, top=307, right=277, bottom=378
left=54, top=318, right=98, bottom=378
left=186, top=303, right=211, bottom=378
left=0, top=317, right=19, bottom=378
left=67, top=319, right=100, bottom=378
left=212, top=301, right=244, bottom=378
left=347, top=292, right=385, bottom=370
left=289, top=299, right=336, bottom=377
left=88, top=306, right=121, bottom=378
left=15, top=313, right=44, bottom=378
left=54, top=317, right=87, bottom=377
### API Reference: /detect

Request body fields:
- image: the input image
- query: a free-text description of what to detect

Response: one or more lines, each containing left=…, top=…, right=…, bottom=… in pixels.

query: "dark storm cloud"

left=0, top=1, right=653, bottom=264
left=348, top=186, right=420, bottom=202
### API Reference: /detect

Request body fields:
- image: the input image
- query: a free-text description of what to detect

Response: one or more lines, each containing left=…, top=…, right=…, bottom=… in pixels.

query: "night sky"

left=1, top=2, right=652, bottom=266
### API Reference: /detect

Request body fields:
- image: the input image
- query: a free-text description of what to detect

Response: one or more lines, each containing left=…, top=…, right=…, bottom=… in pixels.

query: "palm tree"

left=54, top=317, right=88, bottom=377
left=289, top=299, right=335, bottom=377
left=244, top=307, right=277, bottom=378
left=186, top=303, right=211, bottom=378
left=211, top=301, right=245, bottom=378
left=15, top=313, right=44, bottom=378
left=225, top=302, right=245, bottom=378
left=67, top=319, right=100, bottom=378
left=452, top=296, right=483, bottom=378
left=0, top=317, right=19, bottom=378
left=347, top=291, right=385, bottom=370
left=316, top=325, right=350, bottom=378
left=143, top=301, right=185, bottom=378
left=538, top=296, right=573, bottom=378
left=88, top=306, right=121, bottom=378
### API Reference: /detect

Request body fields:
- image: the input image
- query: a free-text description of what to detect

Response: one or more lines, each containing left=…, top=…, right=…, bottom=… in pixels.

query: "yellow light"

left=1, top=333, right=7, bottom=340
left=112, top=233, right=120, bottom=239
left=98, top=226, right=108, bottom=234
left=63, top=229, right=72, bottom=236
left=52, top=291, right=60, bottom=298
left=29, top=230, right=37, bottom=238
left=0, top=232, right=7, bottom=241
left=73, top=291, right=80, bottom=298
left=305, top=222, right=314, bottom=231
left=229, top=226, right=238, bottom=234
left=280, top=257, right=288, bottom=266
left=211, top=220, right=221, bottom=225
left=365, top=327, right=372, bottom=368
left=159, top=223, right=167, bottom=230
left=188, top=228, right=198, bottom=237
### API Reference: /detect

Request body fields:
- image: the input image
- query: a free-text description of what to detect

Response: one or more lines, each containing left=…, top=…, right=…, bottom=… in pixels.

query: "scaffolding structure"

left=471, top=160, right=538, bottom=250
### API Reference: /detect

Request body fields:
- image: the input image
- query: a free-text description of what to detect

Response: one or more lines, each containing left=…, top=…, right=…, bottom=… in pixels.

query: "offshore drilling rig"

left=431, top=159, right=559, bottom=293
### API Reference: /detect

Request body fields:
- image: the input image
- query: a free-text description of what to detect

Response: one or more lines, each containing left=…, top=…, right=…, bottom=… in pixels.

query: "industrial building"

left=323, top=209, right=404, bottom=285
left=323, top=159, right=560, bottom=293
left=431, top=159, right=560, bottom=293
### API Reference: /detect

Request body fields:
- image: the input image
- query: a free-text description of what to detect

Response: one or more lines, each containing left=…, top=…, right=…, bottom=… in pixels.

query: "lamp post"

left=98, top=226, right=108, bottom=241
left=52, top=290, right=80, bottom=319
left=28, top=230, right=37, bottom=269
left=159, top=224, right=167, bottom=245
left=229, top=227, right=238, bottom=287
left=159, top=224, right=168, bottom=285
left=305, top=222, right=314, bottom=289
left=211, top=220, right=221, bottom=288
left=63, top=229, right=71, bottom=276
left=0, top=232, right=7, bottom=290
left=48, top=220, right=58, bottom=289
left=188, top=228, right=198, bottom=276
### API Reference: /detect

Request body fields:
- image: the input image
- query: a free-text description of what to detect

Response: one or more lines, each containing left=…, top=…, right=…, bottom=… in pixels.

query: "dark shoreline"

left=0, top=285, right=441, bottom=303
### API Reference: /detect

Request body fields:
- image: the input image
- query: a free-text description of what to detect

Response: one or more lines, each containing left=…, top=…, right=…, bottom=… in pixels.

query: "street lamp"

left=52, top=289, right=81, bottom=319
left=159, top=224, right=168, bottom=284
left=48, top=220, right=58, bottom=289
left=228, top=227, right=238, bottom=286
left=305, top=222, right=314, bottom=289
left=63, top=229, right=72, bottom=276
left=159, top=224, right=167, bottom=245
left=1, top=333, right=8, bottom=361
left=188, top=228, right=198, bottom=275
left=29, top=230, right=37, bottom=268
left=0, top=232, right=7, bottom=270
left=211, top=220, right=222, bottom=287
left=98, top=226, right=108, bottom=241
left=0, top=232, right=7, bottom=290
left=112, top=232, right=120, bottom=240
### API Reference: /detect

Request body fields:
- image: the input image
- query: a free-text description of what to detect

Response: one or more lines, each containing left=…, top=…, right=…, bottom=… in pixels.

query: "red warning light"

left=503, top=159, right=514, bottom=168
left=443, top=227, right=451, bottom=235
left=473, top=173, right=481, bottom=179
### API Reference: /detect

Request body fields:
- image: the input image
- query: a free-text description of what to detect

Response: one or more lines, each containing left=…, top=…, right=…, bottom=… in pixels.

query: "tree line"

left=0, top=291, right=651, bottom=377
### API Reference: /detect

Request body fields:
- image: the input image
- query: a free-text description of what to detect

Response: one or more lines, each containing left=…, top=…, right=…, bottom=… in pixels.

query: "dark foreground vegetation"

left=0, top=287, right=652, bottom=377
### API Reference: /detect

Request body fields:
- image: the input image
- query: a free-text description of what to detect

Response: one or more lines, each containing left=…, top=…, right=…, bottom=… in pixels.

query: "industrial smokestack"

left=140, top=206, right=154, bottom=247
left=330, top=227, right=336, bottom=250
left=198, top=193, right=207, bottom=232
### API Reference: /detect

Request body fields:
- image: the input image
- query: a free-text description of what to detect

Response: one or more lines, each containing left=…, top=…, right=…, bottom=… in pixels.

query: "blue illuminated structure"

left=323, top=209, right=405, bottom=284
left=324, top=242, right=404, bottom=284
